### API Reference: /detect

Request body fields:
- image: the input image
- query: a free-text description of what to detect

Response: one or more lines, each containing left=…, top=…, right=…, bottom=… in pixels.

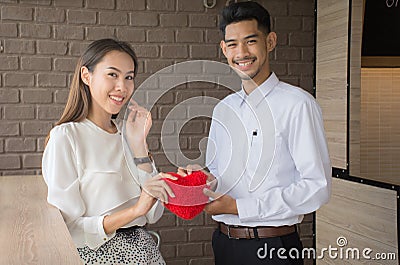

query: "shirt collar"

left=239, top=72, right=279, bottom=108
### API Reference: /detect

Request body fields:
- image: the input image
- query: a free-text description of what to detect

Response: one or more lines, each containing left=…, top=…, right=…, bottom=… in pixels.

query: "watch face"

left=134, top=156, right=152, bottom=165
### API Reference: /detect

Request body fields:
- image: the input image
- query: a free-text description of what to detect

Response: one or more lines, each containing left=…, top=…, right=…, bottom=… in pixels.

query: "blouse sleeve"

left=42, top=126, right=115, bottom=250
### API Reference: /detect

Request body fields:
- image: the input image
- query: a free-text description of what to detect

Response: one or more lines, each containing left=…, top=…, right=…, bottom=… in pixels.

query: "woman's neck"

left=87, top=110, right=117, bottom=134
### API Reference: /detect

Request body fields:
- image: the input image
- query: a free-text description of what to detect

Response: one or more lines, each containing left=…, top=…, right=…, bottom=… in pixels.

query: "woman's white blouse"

left=42, top=119, right=163, bottom=250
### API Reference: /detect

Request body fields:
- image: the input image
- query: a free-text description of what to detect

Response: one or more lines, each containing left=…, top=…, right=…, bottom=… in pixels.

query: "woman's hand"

left=126, top=99, right=152, bottom=152
left=133, top=173, right=177, bottom=217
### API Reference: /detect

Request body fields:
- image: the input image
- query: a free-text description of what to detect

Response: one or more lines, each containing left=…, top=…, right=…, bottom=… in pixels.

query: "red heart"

left=163, top=171, right=209, bottom=220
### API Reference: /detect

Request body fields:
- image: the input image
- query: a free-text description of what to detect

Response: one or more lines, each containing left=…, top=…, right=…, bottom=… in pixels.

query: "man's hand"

left=177, top=164, right=218, bottom=191
left=203, top=188, right=238, bottom=215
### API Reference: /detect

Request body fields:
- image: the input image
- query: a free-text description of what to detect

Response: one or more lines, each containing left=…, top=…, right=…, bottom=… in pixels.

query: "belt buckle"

left=227, top=225, right=240, bottom=240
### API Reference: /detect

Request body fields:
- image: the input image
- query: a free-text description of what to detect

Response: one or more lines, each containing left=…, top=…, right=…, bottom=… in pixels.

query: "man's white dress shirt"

left=206, top=72, right=331, bottom=227
left=42, top=119, right=163, bottom=250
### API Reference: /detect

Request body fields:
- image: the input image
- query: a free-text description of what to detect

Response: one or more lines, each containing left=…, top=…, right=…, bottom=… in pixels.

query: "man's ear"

left=266, top=32, right=277, bottom=52
left=80, top=66, right=90, bottom=86
left=220, top=40, right=228, bottom=58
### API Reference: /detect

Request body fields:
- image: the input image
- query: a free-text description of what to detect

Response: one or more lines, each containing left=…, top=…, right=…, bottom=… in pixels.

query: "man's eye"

left=126, top=76, right=134, bottom=80
left=248, top=39, right=256, bottom=44
left=227, top=43, right=236, bottom=48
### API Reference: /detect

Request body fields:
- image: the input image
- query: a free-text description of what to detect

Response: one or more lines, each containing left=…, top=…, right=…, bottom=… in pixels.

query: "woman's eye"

left=108, top=73, right=117, bottom=77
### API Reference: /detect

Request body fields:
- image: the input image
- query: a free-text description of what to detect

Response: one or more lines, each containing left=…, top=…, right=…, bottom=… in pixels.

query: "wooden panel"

left=360, top=68, right=400, bottom=186
left=349, top=0, right=363, bottom=176
left=316, top=178, right=398, bottom=264
left=0, top=175, right=81, bottom=265
left=316, top=0, right=349, bottom=169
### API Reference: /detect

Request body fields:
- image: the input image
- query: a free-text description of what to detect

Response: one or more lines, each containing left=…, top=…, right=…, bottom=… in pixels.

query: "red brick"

left=20, top=23, right=51, bottom=39
left=145, top=59, right=174, bottom=74
left=36, top=7, right=65, bottom=23
left=189, top=14, right=217, bottom=28
left=289, top=2, right=314, bottom=16
left=181, top=120, right=205, bottom=134
left=189, top=258, right=215, bottom=265
left=22, top=89, right=52, bottom=103
left=159, top=244, right=176, bottom=259
left=159, top=228, right=187, bottom=243
left=146, top=0, right=175, bottom=11
left=0, top=155, right=21, bottom=169
left=302, top=47, right=314, bottom=62
left=117, top=0, right=145, bottom=10
left=133, top=45, right=159, bottom=58
left=0, top=56, right=18, bottom=70
left=37, top=105, right=65, bottom=120
left=54, top=90, right=69, bottom=104
left=147, top=29, right=174, bottom=43
left=54, top=0, right=83, bottom=7
left=99, top=11, right=128, bottom=25
left=190, top=45, right=218, bottom=59
left=55, top=25, right=85, bottom=40
left=20, top=0, right=51, bottom=5
left=4, top=39, right=35, bottom=54
left=303, top=17, right=314, bottom=32
left=0, top=89, right=19, bottom=103
left=67, top=10, right=96, bottom=24
left=160, top=14, right=187, bottom=27
left=275, top=17, right=302, bottom=32
left=4, top=106, right=35, bottom=120
left=288, top=63, right=313, bottom=76
left=22, top=121, right=53, bottom=136
left=177, top=0, right=204, bottom=12
left=276, top=47, right=301, bottom=61
left=37, top=40, right=68, bottom=55
left=4, top=73, right=34, bottom=87
left=86, top=27, right=115, bottom=41
left=22, top=153, right=42, bottom=168
left=5, top=138, right=36, bottom=152
left=54, top=58, right=78, bottom=72
left=115, top=28, right=145, bottom=42
left=69, top=41, right=91, bottom=56
left=37, top=73, right=67, bottom=87
left=188, top=227, right=215, bottom=241
left=86, top=0, right=115, bottom=9
left=37, top=137, right=45, bottom=152
left=205, top=29, right=221, bottom=44
left=161, top=45, right=188, bottom=59
left=0, top=23, right=17, bottom=37
left=1, top=6, right=33, bottom=21
left=129, top=13, right=158, bottom=26
left=177, top=243, right=203, bottom=257
left=289, top=32, right=314, bottom=47
left=176, top=30, right=203, bottom=43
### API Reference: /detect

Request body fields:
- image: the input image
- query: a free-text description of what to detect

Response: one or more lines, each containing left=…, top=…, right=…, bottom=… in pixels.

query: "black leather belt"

left=218, top=222, right=295, bottom=239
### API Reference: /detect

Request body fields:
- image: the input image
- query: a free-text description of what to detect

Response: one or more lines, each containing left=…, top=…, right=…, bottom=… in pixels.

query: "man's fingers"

left=203, top=188, right=220, bottom=199
left=177, top=167, right=187, bottom=176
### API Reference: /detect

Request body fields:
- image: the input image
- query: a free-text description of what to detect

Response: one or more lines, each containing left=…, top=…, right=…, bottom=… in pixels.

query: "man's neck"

left=242, top=72, right=272, bottom=95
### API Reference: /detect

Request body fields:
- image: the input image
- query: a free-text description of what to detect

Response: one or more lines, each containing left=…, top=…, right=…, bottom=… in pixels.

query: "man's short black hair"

left=220, top=1, right=271, bottom=36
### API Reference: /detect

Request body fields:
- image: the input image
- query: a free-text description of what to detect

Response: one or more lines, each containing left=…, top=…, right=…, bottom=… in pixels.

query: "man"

left=180, top=1, right=331, bottom=264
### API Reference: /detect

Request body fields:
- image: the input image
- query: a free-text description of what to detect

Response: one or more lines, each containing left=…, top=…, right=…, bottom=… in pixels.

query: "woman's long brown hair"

left=44, top=39, right=138, bottom=146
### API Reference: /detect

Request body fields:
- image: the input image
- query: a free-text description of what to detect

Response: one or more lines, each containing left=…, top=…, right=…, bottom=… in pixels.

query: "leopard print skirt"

left=77, top=227, right=165, bottom=265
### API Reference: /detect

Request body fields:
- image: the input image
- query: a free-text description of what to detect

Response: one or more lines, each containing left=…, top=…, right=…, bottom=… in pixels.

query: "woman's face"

left=82, top=50, right=135, bottom=118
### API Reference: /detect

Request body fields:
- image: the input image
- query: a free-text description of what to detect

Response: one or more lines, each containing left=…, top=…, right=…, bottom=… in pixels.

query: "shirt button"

left=103, top=238, right=107, bottom=241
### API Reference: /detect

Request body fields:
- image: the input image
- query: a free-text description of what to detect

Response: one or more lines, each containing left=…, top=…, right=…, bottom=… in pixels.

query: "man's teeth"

left=238, top=61, right=253, bottom=66
left=110, top=96, right=123, bottom=102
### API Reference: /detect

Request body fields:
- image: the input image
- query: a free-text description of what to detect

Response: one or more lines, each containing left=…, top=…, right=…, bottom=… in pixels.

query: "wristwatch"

left=133, top=153, right=153, bottom=165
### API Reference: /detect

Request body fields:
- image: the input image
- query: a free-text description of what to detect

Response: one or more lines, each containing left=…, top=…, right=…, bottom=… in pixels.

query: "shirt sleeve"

left=136, top=165, right=165, bottom=223
left=237, top=100, right=332, bottom=222
left=42, top=126, right=115, bottom=250
left=206, top=115, right=221, bottom=185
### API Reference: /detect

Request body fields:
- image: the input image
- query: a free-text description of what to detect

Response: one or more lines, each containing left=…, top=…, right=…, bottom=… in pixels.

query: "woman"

left=42, top=38, right=174, bottom=264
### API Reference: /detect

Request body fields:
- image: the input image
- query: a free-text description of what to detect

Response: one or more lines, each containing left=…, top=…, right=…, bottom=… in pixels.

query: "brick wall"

left=0, top=0, right=315, bottom=264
